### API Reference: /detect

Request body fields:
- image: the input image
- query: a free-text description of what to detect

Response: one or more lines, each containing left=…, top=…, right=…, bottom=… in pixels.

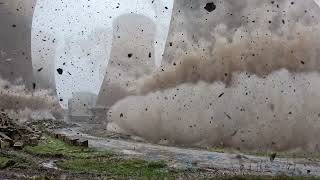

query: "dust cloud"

left=0, top=77, right=63, bottom=122
left=134, top=24, right=320, bottom=94
left=106, top=0, right=320, bottom=153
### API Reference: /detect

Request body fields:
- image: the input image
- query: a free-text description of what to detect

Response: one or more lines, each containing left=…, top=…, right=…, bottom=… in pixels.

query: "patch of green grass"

left=0, top=156, right=11, bottom=169
left=24, top=135, right=113, bottom=158
left=23, top=135, right=320, bottom=179
left=57, top=158, right=170, bottom=178
left=24, top=135, right=172, bottom=178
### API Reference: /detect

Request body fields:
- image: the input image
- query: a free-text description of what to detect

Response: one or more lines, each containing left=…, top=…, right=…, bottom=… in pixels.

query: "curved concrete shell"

left=96, top=13, right=156, bottom=108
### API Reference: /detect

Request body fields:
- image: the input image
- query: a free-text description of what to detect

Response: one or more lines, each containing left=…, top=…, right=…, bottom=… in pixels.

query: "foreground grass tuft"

left=24, top=135, right=113, bottom=158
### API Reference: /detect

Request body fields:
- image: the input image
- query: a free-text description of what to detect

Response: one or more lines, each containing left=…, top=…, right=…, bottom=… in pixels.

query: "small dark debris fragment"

left=270, top=153, right=277, bottom=162
left=128, top=53, right=133, bottom=58
left=224, top=112, right=232, bottom=119
left=307, top=169, right=311, bottom=174
left=120, top=113, right=123, bottom=118
left=218, top=92, right=224, bottom=98
left=56, top=68, right=63, bottom=75
left=37, top=67, right=43, bottom=72
left=204, top=2, right=216, bottom=12
left=231, top=130, right=238, bottom=137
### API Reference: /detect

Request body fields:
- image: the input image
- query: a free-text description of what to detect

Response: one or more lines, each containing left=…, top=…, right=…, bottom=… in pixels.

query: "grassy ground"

left=25, top=135, right=114, bottom=159
left=24, top=135, right=174, bottom=179
left=0, top=135, right=319, bottom=179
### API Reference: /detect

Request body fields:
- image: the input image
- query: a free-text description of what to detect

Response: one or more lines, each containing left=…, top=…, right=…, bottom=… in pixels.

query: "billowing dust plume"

left=0, top=77, right=63, bottom=122
left=133, top=24, right=320, bottom=94
left=106, top=0, right=320, bottom=153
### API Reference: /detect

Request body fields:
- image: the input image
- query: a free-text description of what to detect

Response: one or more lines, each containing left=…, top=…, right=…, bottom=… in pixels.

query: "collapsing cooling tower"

left=0, top=0, right=36, bottom=89
left=0, top=0, right=63, bottom=120
left=31, top=0, right=174, bottom=109
left=96, top=14, right=157, bottom=108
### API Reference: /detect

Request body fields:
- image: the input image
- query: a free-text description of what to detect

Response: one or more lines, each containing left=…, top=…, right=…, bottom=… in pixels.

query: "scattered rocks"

left=25, top=119, right=74, bottom=131
left=0, top=111, right=41, bottom=149
left=50, top=132, right=89, bottom=148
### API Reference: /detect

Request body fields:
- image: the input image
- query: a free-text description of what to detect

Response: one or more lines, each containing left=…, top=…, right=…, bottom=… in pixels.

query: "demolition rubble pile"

left=0, top=111, right=41, bottom=149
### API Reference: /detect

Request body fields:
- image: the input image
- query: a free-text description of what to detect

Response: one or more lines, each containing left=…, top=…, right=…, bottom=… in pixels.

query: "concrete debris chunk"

left=13, top=141, right=24, bottom=150
left=76, top=139, right=89, bottom=147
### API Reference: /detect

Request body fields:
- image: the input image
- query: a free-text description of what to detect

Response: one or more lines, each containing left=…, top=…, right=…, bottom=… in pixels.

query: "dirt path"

left=52, top=127, right=320, bottom=177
